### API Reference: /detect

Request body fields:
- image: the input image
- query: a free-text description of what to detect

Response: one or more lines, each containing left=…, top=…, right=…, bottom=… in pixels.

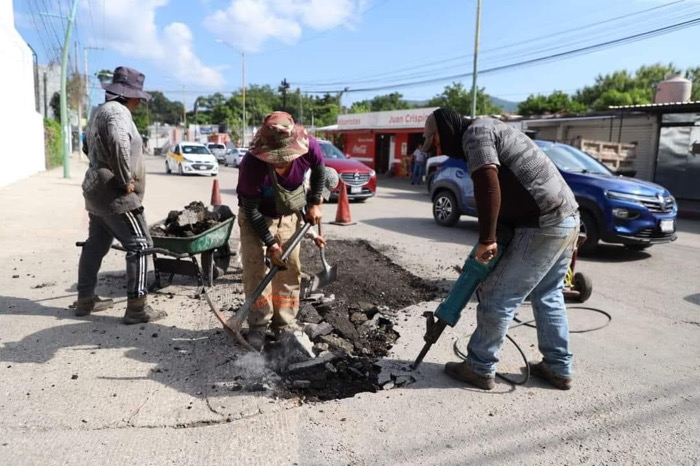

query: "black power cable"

left=452, top=305, right=612, bottom=386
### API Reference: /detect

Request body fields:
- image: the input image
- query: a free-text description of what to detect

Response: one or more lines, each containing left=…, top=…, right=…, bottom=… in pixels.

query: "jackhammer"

left=412, top=233, right=511, bottom=370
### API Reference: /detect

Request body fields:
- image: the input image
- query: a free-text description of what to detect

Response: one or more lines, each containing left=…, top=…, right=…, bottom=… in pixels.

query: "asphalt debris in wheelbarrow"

left=264, top=240, right=438, bottom=402
left=150, top=201, right=222, bottom=238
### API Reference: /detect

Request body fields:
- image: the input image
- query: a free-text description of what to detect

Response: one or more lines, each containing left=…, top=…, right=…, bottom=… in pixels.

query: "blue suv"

left=430, top=140, right=678, bottom=254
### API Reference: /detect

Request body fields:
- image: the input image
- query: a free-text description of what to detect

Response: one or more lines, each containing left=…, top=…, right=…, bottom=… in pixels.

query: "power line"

left=292, top=0, right=695, bottom=90
left=301, top=16, right=700, bottom=94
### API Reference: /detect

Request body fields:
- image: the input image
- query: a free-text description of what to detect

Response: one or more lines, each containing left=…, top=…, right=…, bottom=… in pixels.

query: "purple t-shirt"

left=237, top=135, right=323, bottom=218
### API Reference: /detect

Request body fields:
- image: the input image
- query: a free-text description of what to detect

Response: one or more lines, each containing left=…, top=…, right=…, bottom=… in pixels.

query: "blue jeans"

left=411, top=161, right=425, bottom=184
left=466, top=215, right=580, bottom=378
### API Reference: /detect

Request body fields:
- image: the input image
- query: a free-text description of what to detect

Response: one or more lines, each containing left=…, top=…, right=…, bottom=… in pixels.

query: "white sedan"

left=224, top=147, right=248, bottom=167
left=165, top=142, right=219, bottom=176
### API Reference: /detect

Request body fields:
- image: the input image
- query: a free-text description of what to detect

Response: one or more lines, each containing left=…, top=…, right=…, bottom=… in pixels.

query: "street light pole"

left=470, top=0, right=482, bottom=119
left=216, top=40, right=246, bottom=146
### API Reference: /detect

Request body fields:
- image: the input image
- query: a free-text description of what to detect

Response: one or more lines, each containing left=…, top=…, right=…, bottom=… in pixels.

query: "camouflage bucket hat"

left=250, top=111, right=309, bottom=164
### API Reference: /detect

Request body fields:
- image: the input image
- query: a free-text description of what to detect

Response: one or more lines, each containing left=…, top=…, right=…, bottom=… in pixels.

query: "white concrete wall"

left=0, top=1, right=46, bottom=187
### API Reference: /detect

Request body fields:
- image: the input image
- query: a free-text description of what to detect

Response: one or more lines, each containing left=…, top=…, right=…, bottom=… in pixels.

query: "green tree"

left=95, top=69, right=113, bottom=84
left=349, top=92, right=413, bottom=113
left=518, top=90, right=587, bottom=116
left=148, top=91, right=184, bottom=125
left=685, top=66, right=700, bottom=101
left=428, top=82, right=503, bottom=116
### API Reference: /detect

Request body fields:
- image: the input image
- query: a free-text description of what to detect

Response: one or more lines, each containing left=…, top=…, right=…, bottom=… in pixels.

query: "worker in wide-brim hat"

left=235, top=111, right=326, bottom=350
left=76, top=66, right=166, bottom=325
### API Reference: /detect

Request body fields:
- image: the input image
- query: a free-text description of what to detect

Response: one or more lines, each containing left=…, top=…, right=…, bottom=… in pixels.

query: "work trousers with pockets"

left=466, top=215, right=580, bottom=378
left=78, top=208, right=152, bottom=300
left=238, top=209, right=301, bottom=330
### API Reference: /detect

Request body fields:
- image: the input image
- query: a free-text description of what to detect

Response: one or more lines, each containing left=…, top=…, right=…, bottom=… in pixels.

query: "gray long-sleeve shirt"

left=82, top=101, right=146, bottom=216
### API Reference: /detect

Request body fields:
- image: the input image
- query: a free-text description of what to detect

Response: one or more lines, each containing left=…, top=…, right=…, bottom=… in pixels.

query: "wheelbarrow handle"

left=75, top=241, right=189, bottom=259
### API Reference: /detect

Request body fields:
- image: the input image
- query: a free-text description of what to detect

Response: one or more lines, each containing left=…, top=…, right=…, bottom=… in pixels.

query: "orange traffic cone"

left=330, top=180, right=356, bottom=226
left=210, top=179, right=222, bottom=206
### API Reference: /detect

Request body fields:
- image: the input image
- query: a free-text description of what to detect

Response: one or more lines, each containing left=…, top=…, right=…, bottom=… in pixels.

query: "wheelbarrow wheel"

left=573, top=272, right=593, bottom=303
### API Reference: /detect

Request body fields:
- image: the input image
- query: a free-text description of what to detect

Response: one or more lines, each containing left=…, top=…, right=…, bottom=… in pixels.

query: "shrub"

left=44, top=118, right=62, bottom=168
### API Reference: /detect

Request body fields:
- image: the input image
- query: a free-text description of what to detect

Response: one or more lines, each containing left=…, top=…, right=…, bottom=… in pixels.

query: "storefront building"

left=325, top=107, right=437, bottom=175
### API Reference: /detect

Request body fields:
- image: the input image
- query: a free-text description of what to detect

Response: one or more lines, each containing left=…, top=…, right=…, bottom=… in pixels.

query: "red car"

left=318, top=139, right=377, bottom=201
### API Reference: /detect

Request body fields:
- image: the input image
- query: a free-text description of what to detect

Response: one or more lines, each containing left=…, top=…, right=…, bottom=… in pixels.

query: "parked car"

left=426, top=155, right=449, bottom=191
left=206, top=143, right=228, bottom=163
left=430, top=140, right=677, bottom=253
left=318, top=140, right=377, bottom=201
left=165, top=142, right=219, bottom=176
left=224, top=147, right=248, bottom=167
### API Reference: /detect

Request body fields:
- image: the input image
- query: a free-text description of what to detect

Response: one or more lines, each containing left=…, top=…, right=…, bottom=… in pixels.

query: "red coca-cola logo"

left=351, top=144, right=368, bottom=155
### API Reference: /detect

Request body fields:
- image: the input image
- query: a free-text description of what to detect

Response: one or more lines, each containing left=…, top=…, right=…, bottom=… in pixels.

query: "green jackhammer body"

left=412, top=245, right=504, bottom=370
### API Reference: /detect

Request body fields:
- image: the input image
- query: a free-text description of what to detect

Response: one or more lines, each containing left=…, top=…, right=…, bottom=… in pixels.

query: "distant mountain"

left=489, top=95, right=519, bottom=113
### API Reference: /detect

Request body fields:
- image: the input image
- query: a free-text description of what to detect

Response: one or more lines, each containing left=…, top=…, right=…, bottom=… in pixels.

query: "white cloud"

left=82, top=0, right=224, bottom=88
left=205, top=0, right=369, bottom=52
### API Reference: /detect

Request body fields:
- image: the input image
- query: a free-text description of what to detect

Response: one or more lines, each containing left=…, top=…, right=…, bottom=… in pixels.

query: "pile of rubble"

left=265, top=292, right=402, bottom=401
left=150, top=201, right=222, bottom=238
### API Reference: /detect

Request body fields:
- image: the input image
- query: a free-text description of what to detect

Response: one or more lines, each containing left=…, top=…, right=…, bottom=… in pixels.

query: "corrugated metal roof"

left=609, top=101, right=700, bottom=111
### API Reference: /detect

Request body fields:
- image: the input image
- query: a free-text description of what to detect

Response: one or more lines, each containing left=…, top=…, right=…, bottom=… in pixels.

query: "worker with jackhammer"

left=75, top=66, right=166, bottom=324
left=236, top=112, right=326, bottom=350
left=422, top=108, right=580, bottom=390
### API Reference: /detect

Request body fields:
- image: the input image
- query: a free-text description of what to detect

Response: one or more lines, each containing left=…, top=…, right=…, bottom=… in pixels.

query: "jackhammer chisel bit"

left=411, top=245, right=504, bottom=370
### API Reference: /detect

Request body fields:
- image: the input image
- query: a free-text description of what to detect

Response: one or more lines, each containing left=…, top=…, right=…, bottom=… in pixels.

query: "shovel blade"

left=308, top=265, right=338, bottom=292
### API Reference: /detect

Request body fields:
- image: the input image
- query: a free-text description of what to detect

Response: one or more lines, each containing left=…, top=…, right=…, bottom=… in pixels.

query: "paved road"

left=1, top=154, right=698, bottom=465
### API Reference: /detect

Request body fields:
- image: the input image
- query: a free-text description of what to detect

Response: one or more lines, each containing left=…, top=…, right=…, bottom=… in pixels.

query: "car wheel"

left=579, top=211, right=599, bottom=255
left=165, top=161, right=171, bottom=174
left=224, top=161, right=228, bottom=167
left=433, top=190, right=460, bottom=227
left=573, top=272, right=593, bottom=303
left=625, top=244, right=651, bottom=251
left=178, top=163, right=184, bottom=176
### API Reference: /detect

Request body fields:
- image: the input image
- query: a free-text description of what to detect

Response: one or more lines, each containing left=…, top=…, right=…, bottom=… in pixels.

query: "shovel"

left=308, top=222, right=338, bottom=293
left=226, top=221, right=314, bottom=349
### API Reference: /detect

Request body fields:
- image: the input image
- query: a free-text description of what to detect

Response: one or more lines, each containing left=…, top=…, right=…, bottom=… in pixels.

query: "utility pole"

left=42, top=0, right=79, bottom=178
left=298, top=89, right=303, bottom=126
left=280, top=78, right=290, bottom=110
left=470, top=0, right=482, bottom=119
left=84, top=46, right=104, bottom=122
left=74, top=41, right=83, bottom=158
left=182, top=85, right=187, bottom=140
left=43, top=72, right=48, bottom=118
left=242, top=51, right=246, bottom=147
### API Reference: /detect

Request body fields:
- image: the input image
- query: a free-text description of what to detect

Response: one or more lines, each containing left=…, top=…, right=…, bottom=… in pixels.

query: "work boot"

left=73, top=296, right=114, bottom=317
left=444, top=361, right=495, bottom=390
left=122, top=296, right=167, bottom=325
left=245, top=326, right=268, bottom=351
left=529, top=361, right=573, bottom=390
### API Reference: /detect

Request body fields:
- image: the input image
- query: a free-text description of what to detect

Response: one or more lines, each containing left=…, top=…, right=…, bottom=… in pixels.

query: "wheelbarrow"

left=75, top=205, right=237, bottom=337
left=76, top=205, right=235, bottom=296
left=148, top=204, right=236, bottom=293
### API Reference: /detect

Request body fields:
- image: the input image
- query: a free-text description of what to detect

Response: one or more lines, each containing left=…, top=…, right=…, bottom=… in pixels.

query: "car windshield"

left=540, top=144, right=612, bottom=176
left=182, top=146, right=210, bottom=155
left=319, top=142, right=345, bottom=159
left=208, top=144, right=225, bottom=150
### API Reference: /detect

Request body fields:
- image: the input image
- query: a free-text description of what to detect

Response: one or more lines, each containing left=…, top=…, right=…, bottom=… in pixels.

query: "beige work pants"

left=238, top=209, right=301, bottom=330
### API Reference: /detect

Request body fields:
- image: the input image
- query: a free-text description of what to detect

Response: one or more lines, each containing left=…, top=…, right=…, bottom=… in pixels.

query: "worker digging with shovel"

left=235, top=112, right=327, bottom=351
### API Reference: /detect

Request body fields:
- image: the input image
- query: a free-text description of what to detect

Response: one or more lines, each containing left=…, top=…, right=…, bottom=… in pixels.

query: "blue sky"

left=14, top=0, right=700, bottom=110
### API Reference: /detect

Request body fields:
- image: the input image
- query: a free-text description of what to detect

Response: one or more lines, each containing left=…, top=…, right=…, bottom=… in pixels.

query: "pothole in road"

left=265, top=239, right=438, bottom=402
